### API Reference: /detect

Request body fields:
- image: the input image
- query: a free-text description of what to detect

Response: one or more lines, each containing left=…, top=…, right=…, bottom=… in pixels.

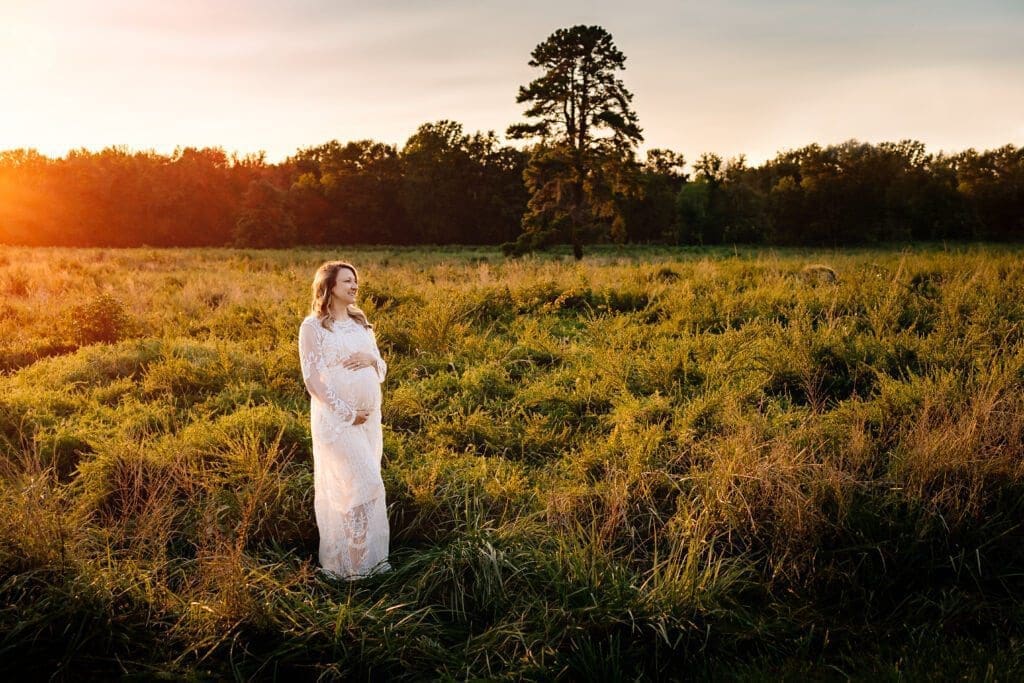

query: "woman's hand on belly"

left=352, top=409, right=371, bottom=426
left=342, top=351, right=377, bottom=371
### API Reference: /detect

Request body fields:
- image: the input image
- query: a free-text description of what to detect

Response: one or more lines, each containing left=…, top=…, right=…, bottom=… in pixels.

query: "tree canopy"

left=1, top=137, right=1022, bottom=249
left=507, top=25, right=643, bottom=258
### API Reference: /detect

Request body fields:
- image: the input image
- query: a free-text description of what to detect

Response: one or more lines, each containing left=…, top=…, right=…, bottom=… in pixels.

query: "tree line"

left=0, top=123, right=528, bottom=249
left=0, top=23, right=1021, bottom=250
left=2, top=135, right=1020, bottom=249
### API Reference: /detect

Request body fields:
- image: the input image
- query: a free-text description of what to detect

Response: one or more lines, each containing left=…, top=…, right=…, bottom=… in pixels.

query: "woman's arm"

left=298, top=319, right=357, bottom=426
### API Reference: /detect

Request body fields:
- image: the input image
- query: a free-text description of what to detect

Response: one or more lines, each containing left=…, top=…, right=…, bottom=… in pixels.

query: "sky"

left=2, top=0, right=1022, bottom=167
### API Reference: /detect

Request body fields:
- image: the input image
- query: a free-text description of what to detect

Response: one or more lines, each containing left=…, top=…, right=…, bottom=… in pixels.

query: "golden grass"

left=1, top=243, right=1024, bottom=678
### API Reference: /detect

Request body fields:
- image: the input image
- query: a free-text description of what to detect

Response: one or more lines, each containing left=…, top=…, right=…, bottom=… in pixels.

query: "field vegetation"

left=1, top=244, right=1023, bottom=678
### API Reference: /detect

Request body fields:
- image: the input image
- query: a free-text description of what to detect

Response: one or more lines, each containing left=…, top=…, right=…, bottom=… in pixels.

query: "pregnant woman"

left=298, top=261, right=390, bottom=579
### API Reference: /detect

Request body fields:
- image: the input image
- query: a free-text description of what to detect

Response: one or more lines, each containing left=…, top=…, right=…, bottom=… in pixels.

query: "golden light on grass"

left=5, top=245, right=1023, bottom=675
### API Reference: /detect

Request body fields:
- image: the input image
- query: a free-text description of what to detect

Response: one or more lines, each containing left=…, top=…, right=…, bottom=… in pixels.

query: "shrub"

left=31, top=427, right=94, bottom=481
left=0, top=340, right=78, bottom=373
left=67, top=293, right=134, bottom=345
left=179, top=404, right=310, bottom=463
left=459, top=362, right=514, bottom=405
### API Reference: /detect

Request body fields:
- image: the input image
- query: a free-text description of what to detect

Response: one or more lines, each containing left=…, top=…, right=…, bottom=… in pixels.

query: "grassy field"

left=1, top=244, right=1023, bottom=679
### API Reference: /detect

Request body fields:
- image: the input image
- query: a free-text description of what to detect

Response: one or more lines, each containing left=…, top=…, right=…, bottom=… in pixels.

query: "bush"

left=67, top=293, right=134, bottom=345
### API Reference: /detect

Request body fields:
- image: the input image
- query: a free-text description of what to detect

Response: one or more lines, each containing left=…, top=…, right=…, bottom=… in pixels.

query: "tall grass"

left=1, top=244, right=1023, bottom=678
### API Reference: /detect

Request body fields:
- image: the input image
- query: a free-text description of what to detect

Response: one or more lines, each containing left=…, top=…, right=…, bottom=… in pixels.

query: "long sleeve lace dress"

left=298, top=315, right=390, bottom=579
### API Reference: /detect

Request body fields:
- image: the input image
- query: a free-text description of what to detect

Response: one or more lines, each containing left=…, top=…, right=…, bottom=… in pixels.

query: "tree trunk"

left=572, top=156, right=585, bottom=260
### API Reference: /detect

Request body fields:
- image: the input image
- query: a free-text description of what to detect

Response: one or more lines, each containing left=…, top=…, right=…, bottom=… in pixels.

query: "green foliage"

left=508, top=25, right=643, bottom=258
left=400, top=121, right=527, bottom=245
left=1, top=138, right=1022, bottom=249
left=232, top=179, right=297, bottom=248
left=1, top=245, right=1024, bottom=679
left=66, top=293, right=135, bottom=345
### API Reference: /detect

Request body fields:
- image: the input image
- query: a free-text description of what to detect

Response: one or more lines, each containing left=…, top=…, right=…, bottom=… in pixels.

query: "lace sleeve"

left=299, top=319, right=356, bottom=426
left=370, top=328, right=387, bottom=383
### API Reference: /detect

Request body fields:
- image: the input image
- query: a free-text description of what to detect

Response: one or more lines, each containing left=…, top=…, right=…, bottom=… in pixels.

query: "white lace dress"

left=298, top=315, right=390, bottom=579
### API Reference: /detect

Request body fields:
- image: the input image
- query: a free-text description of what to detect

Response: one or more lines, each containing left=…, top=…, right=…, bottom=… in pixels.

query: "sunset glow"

left=2, top=0, right=1022, bottom=164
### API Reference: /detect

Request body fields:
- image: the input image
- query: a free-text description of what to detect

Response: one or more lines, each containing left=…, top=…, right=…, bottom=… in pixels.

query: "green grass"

left=2, top=243, right=1024, bottom=679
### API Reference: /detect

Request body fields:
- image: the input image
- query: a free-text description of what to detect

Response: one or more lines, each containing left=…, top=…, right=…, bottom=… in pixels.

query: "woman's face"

left=331, top=267, right=358, bottom=307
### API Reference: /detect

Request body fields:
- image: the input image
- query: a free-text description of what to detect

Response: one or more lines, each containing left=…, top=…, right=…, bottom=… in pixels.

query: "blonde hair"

left=310, top=261, right=372, bottom=330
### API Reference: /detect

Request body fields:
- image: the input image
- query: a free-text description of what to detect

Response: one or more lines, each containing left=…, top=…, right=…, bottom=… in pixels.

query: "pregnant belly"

left=326, top=367, right=381, bottom=411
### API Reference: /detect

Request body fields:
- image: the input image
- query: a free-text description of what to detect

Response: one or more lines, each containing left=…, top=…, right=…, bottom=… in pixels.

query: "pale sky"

left=2, top=0, right=1022, bottom=167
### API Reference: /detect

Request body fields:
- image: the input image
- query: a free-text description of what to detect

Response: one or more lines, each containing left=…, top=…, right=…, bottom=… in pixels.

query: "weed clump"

left=67, top=293, right=135, bottom=345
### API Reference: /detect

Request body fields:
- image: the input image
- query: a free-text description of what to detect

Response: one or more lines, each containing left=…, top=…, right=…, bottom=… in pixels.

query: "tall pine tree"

left=507, top=25, right=643, bottom=258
